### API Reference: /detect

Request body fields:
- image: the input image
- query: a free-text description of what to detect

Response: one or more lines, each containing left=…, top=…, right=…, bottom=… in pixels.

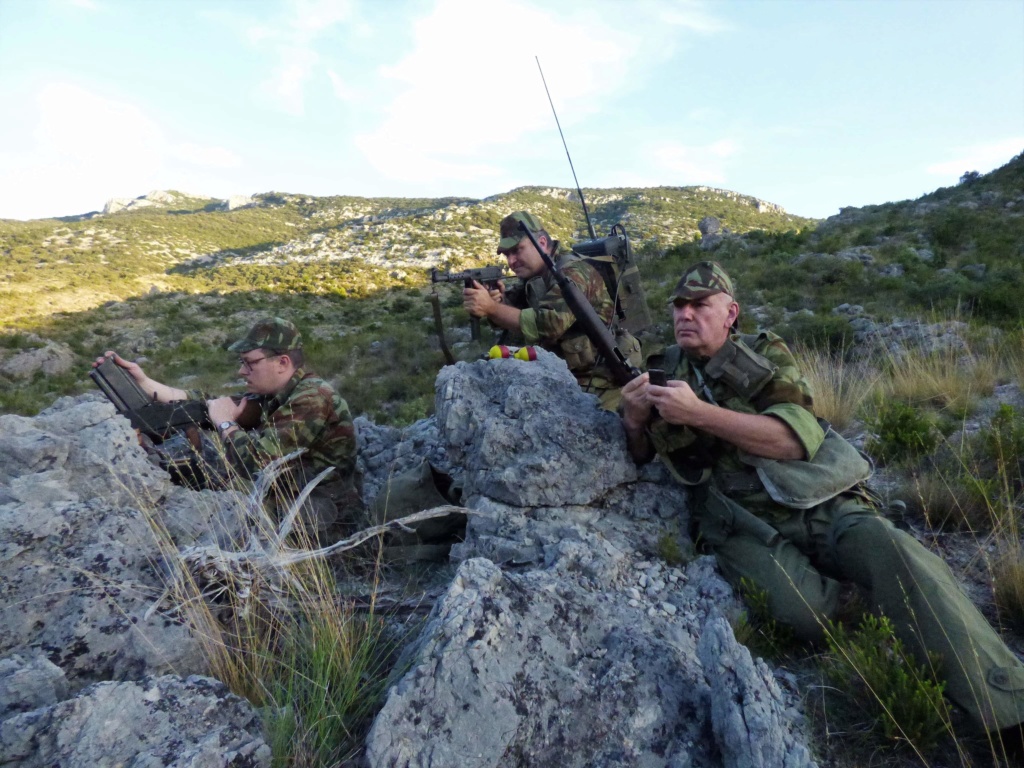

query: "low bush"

left=820, top=614, right=952, bottom=754
left=866, top=401, right=941, bottom=465
left=731, top=577, right=799, bottom=661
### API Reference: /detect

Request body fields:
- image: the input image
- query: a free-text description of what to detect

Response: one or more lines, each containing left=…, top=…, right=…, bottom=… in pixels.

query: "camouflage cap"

left=668, top=261, right=735, bottom=303
left=497, top=211, right=543, bottom=253
left=228, top=317, right=303, bottom=353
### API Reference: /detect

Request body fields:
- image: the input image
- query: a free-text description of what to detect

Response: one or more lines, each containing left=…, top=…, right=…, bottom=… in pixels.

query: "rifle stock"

left=517, top=223, right=640, bottom=387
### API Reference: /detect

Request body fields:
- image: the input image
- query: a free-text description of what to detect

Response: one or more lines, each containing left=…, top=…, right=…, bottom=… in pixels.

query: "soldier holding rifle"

left=462, top=210, right=641, bottom=409
left=94, top=317, right=361, bottom=533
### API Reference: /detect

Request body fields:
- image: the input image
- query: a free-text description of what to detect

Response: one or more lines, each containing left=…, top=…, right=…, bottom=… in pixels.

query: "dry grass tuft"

left=793, top=344, right=878, bottom=433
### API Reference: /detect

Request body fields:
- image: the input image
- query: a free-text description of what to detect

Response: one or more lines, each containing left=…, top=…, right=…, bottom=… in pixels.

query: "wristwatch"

left=218, top=420, right=239, bottom=436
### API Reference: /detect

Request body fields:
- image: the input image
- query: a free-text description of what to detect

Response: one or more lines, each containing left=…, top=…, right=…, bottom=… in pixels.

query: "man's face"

left=501, top=234, right=548, bottom=280
left=672, top=292, right=739, bottom=358
left=237, top=349, right=292, bottom=395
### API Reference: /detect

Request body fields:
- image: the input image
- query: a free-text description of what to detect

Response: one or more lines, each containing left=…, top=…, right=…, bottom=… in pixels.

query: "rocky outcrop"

left=225, top=195, right=255, bottom=211
left=1, top=353, right=816, bottom=767
left=0, top=341, right=76, bottom=380
left=0, top=394, right=266, bottom=765
left=365, top=351, right=815, bottom=767
left=0, top=672, right=269, bottom=768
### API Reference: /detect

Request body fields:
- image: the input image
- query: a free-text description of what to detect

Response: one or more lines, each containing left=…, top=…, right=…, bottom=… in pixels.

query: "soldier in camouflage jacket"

left=463, top=210, right=640, bottom=408
left=619, top=261, right=1024, bottom=743
left=96, top=318, right=361, bottom=531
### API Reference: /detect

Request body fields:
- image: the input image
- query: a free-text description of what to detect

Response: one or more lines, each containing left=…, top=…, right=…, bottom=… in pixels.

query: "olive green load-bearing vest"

left=649, top=336, right=872, bottom=506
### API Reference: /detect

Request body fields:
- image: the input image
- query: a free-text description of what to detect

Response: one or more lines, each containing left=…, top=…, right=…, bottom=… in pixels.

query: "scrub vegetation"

left=3, top=152, right=1024, bottom=765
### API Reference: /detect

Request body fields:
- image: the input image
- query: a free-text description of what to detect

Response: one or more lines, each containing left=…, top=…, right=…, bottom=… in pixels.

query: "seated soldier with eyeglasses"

left=94, top=317, right=362, bottom=534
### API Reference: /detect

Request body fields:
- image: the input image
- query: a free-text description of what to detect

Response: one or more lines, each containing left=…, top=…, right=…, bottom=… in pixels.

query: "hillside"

left=0, top=184, right=809, bottom=324
left=2, top=154, right=1024, bottom=767
left=0, top=152, right=1021, bottom=422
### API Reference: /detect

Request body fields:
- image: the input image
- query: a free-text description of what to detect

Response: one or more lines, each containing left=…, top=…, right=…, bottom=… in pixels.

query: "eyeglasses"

left=238, top=355, right=272, bottom=373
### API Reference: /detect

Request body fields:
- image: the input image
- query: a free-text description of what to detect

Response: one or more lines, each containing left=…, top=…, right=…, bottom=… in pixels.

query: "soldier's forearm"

left=483, top=302, right=522, bottom=332
left=689, top=403, right=805, bottom=460
left=136, top=376, right=187, bottom=403
left=623, top=420, right=655, bottom=464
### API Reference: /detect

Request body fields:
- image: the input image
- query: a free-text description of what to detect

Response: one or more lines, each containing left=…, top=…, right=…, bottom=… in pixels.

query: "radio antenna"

left=535, top=56, right=596, bottom=240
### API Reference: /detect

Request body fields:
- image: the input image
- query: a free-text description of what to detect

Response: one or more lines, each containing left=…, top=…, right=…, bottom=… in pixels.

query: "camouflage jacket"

left=191, top=369, right=359, bottom=497
left=646, top=331, right=826, bottom=520
left=501, top=245, right=616, bottom=381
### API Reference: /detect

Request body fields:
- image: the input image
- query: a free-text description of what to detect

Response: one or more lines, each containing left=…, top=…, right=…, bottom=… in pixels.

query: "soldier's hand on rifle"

left=647, top=379, right=703, bottom=427
left=463, top=280, right=500, bottom=318
left=207, top=396, right=246, bottom=432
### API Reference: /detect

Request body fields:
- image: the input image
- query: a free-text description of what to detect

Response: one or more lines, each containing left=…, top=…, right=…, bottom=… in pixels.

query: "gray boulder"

left=435, top=350, right=636, bottom=507
left=365, top=352, right=815, bottom=768
left=0, top=341, right=76, bottom=380
left=0, top=653, right=68, bottom=720
left=0, top=673, right=270, bottom=768
left=0, top=395, right=250, bottom=688
left=699, top=216, right=721, bottom=236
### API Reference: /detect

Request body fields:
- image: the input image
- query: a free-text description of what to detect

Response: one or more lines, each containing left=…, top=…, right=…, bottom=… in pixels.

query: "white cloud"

left=248, top=0, right=354, bottom=115
left=67, top=0, right=100, bottom=10
left=259, top=46, right=320, bottom=116
left=0, top=83, right=243, bottom=219
left=173, top=143, right=242, bottom=169
left=355, top=0, right=723, bottom=185
left=326, top=69, right=357, bottom=103
left=647, top=139, right=740, bottom=185
left=925, top=138, right=1024, bottom=177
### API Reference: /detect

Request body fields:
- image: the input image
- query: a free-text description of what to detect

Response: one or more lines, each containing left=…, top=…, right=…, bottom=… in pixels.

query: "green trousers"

left=694, top=486, right=1024, bottom=733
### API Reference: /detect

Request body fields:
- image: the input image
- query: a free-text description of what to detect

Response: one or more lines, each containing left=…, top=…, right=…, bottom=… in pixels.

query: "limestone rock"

left=0, top=674, right=270, bottom=768
left=0, top=653, right=68, bottom=719
left=366, top=354, right=813, bottom=767
left=699, top=216, right=721, bottom=236
left=0, top=341, right=76, bottom=380
left=226, top=195, right=254, bottom=211
left=434, top=350, right=636, bottom=507
left=0, top=396, right=247, bottom=690
left=698, top=616, right=815, bottom=768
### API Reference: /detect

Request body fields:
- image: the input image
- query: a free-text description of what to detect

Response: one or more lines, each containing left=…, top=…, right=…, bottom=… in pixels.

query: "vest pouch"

left=738, top=427, right=872, bottom=509
left=704, top=337, right=776, bottom=399
left=559, top=333, right=597, bottom=371
left=614, top=329, right=643, bottom=367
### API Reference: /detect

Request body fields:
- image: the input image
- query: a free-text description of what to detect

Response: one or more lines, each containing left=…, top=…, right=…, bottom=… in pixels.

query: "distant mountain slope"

left=0, top=185, right=812, bottom=324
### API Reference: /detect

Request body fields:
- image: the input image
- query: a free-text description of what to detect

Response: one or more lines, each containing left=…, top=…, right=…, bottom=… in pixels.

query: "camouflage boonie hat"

left=497, top=211, right=543, bottom=253
left=669, top=261, right=735, bottom=303
left=228, top=317, right=302, bottom=353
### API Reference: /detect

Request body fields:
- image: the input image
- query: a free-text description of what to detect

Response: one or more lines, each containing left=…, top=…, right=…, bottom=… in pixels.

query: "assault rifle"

left=518, top=223, right=640, bottom=386
left=90, top=358, right=259, bottom=443
left=430, top=265, right=506, bottom=341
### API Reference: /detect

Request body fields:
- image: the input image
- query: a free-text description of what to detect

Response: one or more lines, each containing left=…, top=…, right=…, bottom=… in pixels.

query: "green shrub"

left=866, top=401, right=940, bottom=464
left=655, top=532, right=693, bottom=568
left=777, top=312, right=856, bottom=355
left=731, top=577, right=799, bottom=661
left=821, top=614, right=952, bottom=752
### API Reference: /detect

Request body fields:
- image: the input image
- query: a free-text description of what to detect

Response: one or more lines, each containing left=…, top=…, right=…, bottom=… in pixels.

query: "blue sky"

left=0, top=0, right=1021, bottom=221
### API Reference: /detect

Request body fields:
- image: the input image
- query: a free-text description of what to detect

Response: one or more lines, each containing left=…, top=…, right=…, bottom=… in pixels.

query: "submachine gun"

left=90, top=357, right=260, bottom=443
left=90, top=357, right=212, bottom=441
left=429, top=265, right=506, bottom=342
